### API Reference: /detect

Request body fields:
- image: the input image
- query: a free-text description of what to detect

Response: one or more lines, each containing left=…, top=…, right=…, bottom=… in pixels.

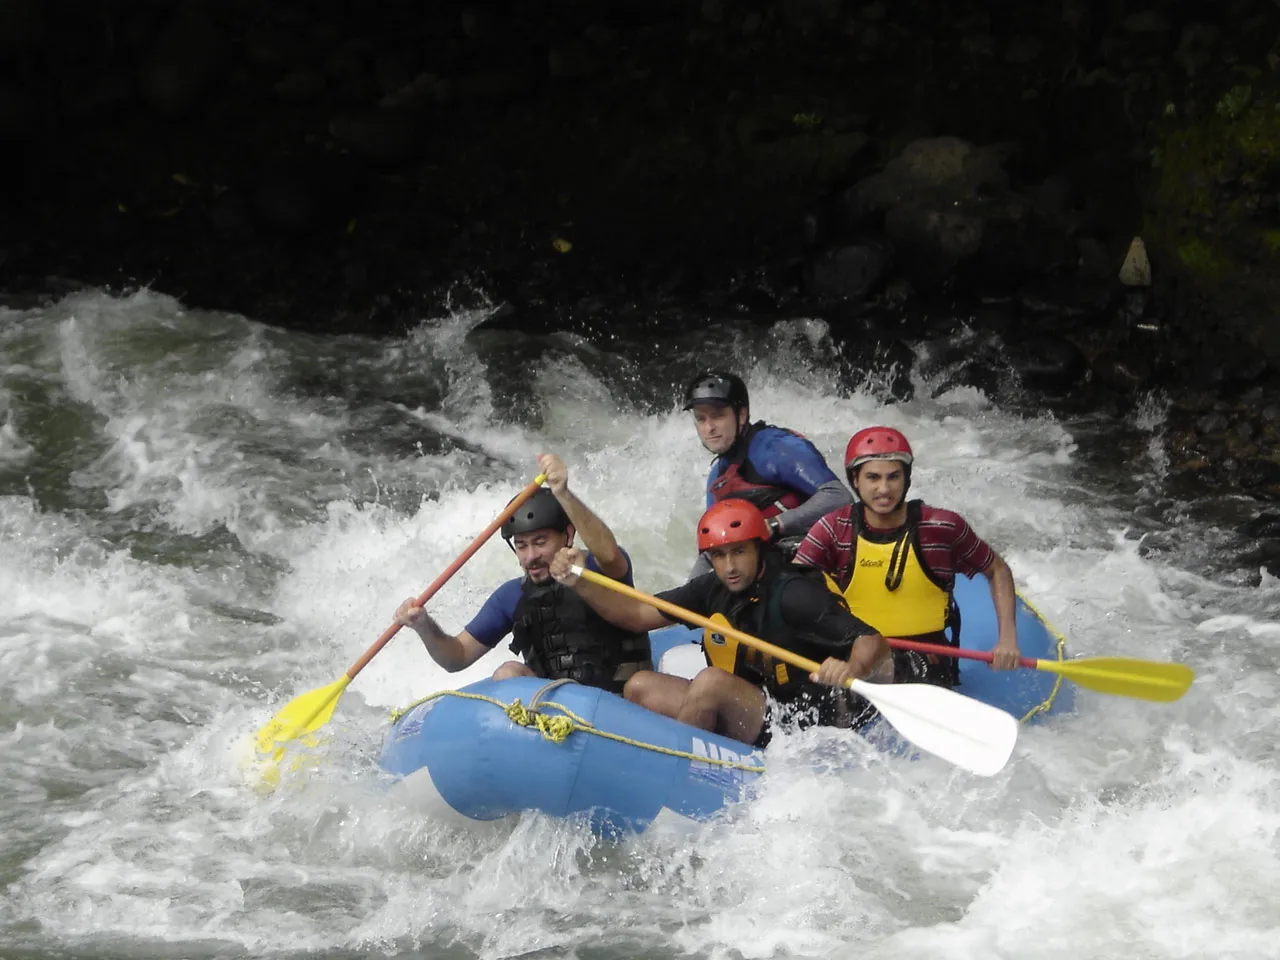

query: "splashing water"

left=0, top=290, right=1276, bottom=960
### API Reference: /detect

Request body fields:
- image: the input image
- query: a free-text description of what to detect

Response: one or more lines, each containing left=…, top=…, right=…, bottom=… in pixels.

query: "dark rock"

left=1231, top=419, right=1257, bottom=444
left=274, top=68, right=326, bottom=102
left=1196, top=411, right=1230, bottom=435
left=328, top=109, right=420, bottom=165
left=1076, top=238, right=1113, bottom=283
left=1237, top=458, right=1280, bottom=489
left=451, top=70, right=533, bottom=103
left=1091, top=350, right=1150, bottom=391
left=136, top=4, right=227, bottom=117
left=839, top=335, right=916, bottom=402
left=1008, top=335, right=1088, bottom=393
left=548, top=40, right=601, bottom=79
left=0, top=81, right=34, bottom=142
left=206, top=191, right=256, bottom=241
left=883, top=205, right=984, bottom=285
left=373, top=51, right=418, bottom=97
left=1116, top=289, right=1149, bottom=325
left=728, top=286, right=780, bottom=315
left=0, top=0, right=44, bottom=58
left=1241, top=513, right=1280, bottom=539
left=1234, top=537, right=1280, bottom=568
left=805, top=241, right=893, bottom=301
left=251, top=179, right=319, bottom=235
left=460, top=6, right=500, bottom=42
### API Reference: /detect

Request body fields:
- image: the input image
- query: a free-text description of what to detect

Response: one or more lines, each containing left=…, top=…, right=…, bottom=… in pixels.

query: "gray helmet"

left=500, top=488, right=570, bottom=540
left=682, top=371, right=749, bottom=411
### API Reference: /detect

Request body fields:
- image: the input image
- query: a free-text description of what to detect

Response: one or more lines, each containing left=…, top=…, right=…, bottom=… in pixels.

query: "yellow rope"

left=390, top=689, right=766, bottom=772
left=1014, top=589, right=1068, bottom=723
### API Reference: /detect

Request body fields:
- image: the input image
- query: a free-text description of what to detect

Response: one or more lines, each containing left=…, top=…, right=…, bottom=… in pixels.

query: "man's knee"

left=686, top=666, right=738, bottom=704
left=690, top=666, right=734, bottom=691
left=492, top=660, right=534, bottom=681
left=623, top=669, right=658, bottom=704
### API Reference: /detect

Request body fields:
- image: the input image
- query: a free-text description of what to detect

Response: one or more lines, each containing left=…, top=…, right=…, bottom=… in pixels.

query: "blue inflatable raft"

left=377, top=576, right=1071, bottom=835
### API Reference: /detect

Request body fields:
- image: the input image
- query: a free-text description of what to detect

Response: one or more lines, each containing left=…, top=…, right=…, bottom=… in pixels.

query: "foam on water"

left=0, top=290, right=1278, bottom=960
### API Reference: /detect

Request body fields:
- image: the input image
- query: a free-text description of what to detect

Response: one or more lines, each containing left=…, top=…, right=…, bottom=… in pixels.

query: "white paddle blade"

left=850, top=679, right=1019, bottom=777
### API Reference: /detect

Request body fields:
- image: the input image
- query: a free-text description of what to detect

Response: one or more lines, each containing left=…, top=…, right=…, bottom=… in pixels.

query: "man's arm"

left=981, top=552, right=1020, bottom=670
left=774, top=479, right=854, bottom=540
left=393, top=598, right=493, bottom=672
left=791, top=510, right=842, bottom=572
left=751, top=433, right=854, bottom=539
left=539, top=453, right=628, bottom=581
left=943, top=508, right=1021, bottom=671
left=777, top=577, right=891, bottom=686
left=550, top=547, right=673, bottom=633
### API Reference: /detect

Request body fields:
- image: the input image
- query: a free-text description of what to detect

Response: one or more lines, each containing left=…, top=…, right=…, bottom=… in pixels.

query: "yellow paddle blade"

left=255, top=675, right=352, bottom=755
left=1036, top=657, right=1194, bottom=702
left=253, top=730, right=332, bottom=794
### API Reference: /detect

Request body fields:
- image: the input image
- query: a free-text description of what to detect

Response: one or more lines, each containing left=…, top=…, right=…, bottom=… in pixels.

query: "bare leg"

left=623, top=669, right=691, bottom=718
left=676, top=667, right=767, bottom=744
left=492, top=660, right=536, bottom=681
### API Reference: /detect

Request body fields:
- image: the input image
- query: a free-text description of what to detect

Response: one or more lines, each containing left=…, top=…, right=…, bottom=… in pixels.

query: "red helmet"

left=696, top=499, right=770, bottom=551
left=845, top=426, right=914, bottom=472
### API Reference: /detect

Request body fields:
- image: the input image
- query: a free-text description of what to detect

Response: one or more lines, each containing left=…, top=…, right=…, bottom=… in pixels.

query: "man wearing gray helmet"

left=682, top=370, right=853, bottom=572
left=392, top=453, right=651, bottom=692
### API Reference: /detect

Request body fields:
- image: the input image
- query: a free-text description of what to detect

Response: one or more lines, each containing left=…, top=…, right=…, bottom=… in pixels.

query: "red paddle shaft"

left=888, top=636, right=1036, bottom=669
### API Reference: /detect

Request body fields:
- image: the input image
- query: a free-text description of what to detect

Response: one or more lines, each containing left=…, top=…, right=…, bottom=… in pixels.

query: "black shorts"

left=892, top=648, right=957, bottom=687
left=751, top=683, right=879, bottom=748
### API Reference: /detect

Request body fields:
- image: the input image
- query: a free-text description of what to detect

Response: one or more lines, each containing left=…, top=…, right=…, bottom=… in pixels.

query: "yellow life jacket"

left=702, top=612, right=791, bottom=687
left=821, top=502, right=951, bottom=639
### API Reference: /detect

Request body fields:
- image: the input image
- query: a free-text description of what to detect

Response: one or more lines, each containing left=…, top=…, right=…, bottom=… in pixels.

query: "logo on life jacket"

left=859, top=557, right=885, bottom=568
left=702, top=613, right=739, bottom=673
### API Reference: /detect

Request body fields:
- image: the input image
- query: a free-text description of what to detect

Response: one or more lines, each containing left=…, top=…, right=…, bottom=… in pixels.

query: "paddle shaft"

left=573, top=566, right=836, bottom=682
left=889, top=636, right=1194, bottom=702
left=344, top=473, right=547, bottom=679
left=888, top=636, right=1037, bottom=669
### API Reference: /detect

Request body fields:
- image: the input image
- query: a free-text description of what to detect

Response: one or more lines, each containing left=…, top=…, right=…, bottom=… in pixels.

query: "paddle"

left=255, top=473, right=548, bottom=758
left=887, top=637, right=1195, bottom=703
left=569, top=565, right=1019, bottom=777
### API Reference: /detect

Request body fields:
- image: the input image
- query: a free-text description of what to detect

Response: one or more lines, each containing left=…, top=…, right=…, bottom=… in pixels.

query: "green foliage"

left=1176, top=236, right=1229, bottom=279
left=1215, top=84, right=1253, bottom=120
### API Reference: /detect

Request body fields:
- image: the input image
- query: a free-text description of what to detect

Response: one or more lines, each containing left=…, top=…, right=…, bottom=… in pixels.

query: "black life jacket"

left=708, top=557, right=849, bottom=702
left=707, top=421, right=808, bottom=519
left=510, top=578, right=652, bottom=694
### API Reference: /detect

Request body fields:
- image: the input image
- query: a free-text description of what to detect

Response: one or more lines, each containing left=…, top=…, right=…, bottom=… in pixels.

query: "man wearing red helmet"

left=682, top=371, right=853, bottom=567
left=794, top=427, right=1021, bottom=683
left=550, top=499, right=890, bottom=748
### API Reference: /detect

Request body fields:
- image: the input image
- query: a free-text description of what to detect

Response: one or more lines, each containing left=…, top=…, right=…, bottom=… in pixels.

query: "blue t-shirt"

left=464, top=549, right=636, bottom=648
left=705, top=425, right=839, bottom=507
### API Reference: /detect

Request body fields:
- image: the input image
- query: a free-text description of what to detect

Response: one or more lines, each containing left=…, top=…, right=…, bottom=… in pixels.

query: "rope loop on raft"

left=390, top=684, right=764, bottom=773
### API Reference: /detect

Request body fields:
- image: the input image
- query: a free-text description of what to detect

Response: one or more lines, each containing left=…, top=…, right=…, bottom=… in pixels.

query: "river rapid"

left=0, top=289, right=1276, bottom=960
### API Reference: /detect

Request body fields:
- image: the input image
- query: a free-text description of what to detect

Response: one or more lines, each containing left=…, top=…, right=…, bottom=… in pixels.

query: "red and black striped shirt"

left=794, top=502, right=995, bottom=589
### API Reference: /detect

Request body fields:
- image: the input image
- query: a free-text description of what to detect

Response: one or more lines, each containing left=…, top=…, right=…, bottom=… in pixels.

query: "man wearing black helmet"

left=392, top=453, right=652, bottom=692
left=683, top=371, right=853, bottom=570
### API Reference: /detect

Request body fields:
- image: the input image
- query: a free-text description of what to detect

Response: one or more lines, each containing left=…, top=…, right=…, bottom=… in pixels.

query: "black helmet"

left=682, top=371, right=749, bottom=411
left=500, top=488, right=570, bottom=540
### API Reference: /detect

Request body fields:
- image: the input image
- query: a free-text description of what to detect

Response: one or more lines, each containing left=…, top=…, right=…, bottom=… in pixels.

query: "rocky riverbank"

left=2, top=0, right=1279, bottom=507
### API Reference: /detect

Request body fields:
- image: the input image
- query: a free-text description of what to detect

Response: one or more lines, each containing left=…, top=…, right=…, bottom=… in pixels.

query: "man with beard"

left=550, top=499, right=890, bottom=748
left=392, top=453, right=651, bottom=693
left=682, top=371, right=851, bottom=569
left=794, top=426, right=1021, bottom=687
